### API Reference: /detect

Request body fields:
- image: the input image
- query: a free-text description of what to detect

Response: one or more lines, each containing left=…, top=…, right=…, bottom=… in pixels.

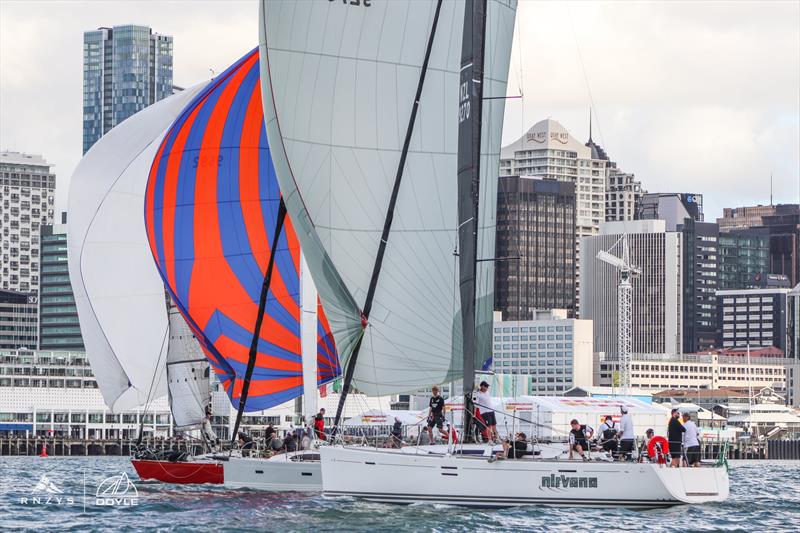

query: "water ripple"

left=0, top=457, right=796, bottom=532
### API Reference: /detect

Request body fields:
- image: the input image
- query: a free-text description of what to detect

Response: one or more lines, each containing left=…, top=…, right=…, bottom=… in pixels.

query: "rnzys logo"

left=95, top=472, right=139, bottom=506
left=20, top=474, right=75, bottom=506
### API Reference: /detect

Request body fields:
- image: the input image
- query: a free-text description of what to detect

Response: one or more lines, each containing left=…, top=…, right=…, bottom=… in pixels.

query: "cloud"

left=503, top=0, right=800, bottom=219
left=1, top=1, right=798, bottom=222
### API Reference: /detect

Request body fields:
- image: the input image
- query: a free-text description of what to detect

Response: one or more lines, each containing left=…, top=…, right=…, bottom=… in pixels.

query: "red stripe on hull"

left=131, top=459, right=223, bottom=484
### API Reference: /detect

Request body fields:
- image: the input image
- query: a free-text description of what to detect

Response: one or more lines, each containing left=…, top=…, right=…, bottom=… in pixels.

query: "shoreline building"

left=39, top=218, right=84, bottom=351
left=0, top=290, right=38, bottom=350
left=715, top=287, right=791, bottom=353
left=499, top=119, right=609, bottom=304
left=717, top=204, right=800, bottom=286
left=636, top=193, right=719, bottom=352
left=83, top=25, right=174, bottom=153
left=495, top=176, right=576, bottom=318
left=0, top=152, right=55, bottom=294
left=595, top=352, right=788, bottom=394
left=580, top=220, right=683, bottom=357
left=491, top=309, right=593, bottom=395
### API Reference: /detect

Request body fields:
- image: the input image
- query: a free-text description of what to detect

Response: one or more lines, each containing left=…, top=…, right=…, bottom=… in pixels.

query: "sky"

left=0, top=0, right=798, bottom=221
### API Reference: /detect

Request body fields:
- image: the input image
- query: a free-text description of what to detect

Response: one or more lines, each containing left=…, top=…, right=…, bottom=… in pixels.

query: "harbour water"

left=0, top=457, right=797, bottom=532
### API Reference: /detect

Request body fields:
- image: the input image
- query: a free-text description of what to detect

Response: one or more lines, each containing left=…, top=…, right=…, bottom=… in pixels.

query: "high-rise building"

left=583, top=122, right=645, bottom=223
left=83, top=25, right=174, bottom=154
left=0, top=290, right=38, bottom=350
left=717, top=204, right=786, bottom=231
left=636, top=193, right=719, bottom=352
left=495, top=176, right=576, bottom=319
left=788, top=284, right=799, bottom=359
left=491, top=310, right=593, bottom=395
left=0, top=152, right=55, bottom=293
left=717, top=204, right=800, bottom=286
left=605, top=171, right=645, bottom=222
left=580, top=220, right=683, bottom=357
left=718, top=231, right=770, bottom=290
left=500, top=119, right=607, bottom=241
left=715, top=287, right=791, bottom=353
left=39, top=219, right=84, bottom=351
left=499, top=119, right=609, bottom=307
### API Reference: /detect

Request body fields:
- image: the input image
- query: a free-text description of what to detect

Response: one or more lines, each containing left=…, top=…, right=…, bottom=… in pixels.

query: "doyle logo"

left=20, top=474, right=75, bottom=505
left=541, top=474, right=598, bottom=489
left=95, top=472, right=139, bottom=506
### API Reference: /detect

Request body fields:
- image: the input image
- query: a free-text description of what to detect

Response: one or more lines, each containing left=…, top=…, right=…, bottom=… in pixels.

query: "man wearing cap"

left=474, top=381, right=499, bottom=443
left=617, top=405, right=635, bottom=460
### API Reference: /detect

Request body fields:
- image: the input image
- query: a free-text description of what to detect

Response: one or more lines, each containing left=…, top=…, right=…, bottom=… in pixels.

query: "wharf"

left=0, top=437, right=204, bottom=457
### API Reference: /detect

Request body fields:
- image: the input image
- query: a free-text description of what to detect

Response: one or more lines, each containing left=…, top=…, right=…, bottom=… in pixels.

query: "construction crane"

left=596, top=234, right=641, bottom=394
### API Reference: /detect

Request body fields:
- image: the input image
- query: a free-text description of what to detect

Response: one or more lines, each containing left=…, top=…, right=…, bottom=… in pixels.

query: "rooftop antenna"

left=588, top=108, right=592, bottom=142
left=770, top=171, right=773, bottom=206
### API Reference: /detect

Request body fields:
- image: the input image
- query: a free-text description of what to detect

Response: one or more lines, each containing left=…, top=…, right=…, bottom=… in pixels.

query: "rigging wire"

left=565, top=2, right=607, bottom=152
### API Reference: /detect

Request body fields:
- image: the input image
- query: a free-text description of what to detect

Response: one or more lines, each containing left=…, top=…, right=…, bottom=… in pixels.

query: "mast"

left=331, top=0, right=445, bottom=434
left=231, top=198, right=287, bottom=442
left=457, top=0, right=488, bottom=443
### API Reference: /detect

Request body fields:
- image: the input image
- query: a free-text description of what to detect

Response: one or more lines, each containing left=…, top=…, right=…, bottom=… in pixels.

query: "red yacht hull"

left=131, top=459, right=224, bottom=484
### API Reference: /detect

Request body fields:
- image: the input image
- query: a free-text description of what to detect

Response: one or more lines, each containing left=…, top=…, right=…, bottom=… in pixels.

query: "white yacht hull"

left=223, top=452, right=322, bottom=491
left=320, top=446, right=729, bottom=508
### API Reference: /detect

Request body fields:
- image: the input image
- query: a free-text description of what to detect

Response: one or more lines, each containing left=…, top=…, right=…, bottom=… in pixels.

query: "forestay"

left=259, top=0, right=516, bottom=395
left=68, top=84, right=209, bottom=412
left=144, top=48, right=340, bottom=412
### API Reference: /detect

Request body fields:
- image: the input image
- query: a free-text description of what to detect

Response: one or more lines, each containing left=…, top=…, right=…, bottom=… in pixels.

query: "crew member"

left=598, top=415, right=618, bottom=454
left=314, top=408, right=326, bottom=441
left=569, top=419, right=593, bottom=461
left=238, top=431, right=254, bottom=457
left=386, top=417, right=403, bottom=448
left=667, top=408, right=685, bottom=467
left=201, top=405, right=218, bottom=452
left=682, top=412, right=701, bottom=467
left=638, top=428, right=656, bottom=462
left=474, top=381, right=499, bottom=443
left=264, top=423, right=276, bottom=447
left=618, top=405, right=635, bottom=460
left=426, top=386, right=449, bottom=442
left=489, top=432, right=528, bottom=462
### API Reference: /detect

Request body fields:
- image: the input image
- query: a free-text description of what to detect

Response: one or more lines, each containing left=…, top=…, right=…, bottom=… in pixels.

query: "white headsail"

left=67, top=83, right=209, bottom=412
left=259, top=0, right=516, bottom=395
left=166, top=305, right=212, bottom=429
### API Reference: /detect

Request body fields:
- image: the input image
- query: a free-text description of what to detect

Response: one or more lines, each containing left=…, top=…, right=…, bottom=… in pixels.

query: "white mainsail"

left=259, top=0, right=516, bottom=395
left=67, top=83, right=209, bottom=412
left=166, top=305, right=212, bottom=429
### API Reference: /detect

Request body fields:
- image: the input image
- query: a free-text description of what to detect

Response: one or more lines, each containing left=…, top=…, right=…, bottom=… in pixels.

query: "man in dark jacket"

left=667, top=408, right=685, bottom=467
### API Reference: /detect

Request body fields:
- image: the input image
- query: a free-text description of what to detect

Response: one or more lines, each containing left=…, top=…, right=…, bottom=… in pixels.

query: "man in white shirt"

left=682, top=412, right=701, bottom=467
left=617, top=405, right=635, bottom=460
left=474, top=381, right=499, bottom=443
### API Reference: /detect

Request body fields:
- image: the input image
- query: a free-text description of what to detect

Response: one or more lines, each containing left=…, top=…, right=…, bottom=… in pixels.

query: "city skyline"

left=0, top=1, right=797, bottom=220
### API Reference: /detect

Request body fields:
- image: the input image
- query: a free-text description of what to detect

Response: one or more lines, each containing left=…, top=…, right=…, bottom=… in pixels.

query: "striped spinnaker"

left=145, top=48, right=339, bottom=411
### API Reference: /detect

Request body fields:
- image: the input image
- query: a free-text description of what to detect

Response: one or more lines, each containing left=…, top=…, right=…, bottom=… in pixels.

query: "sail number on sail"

left=329, top=0, right=372, bottom=7
left=458, top=81, right=470, bottom=123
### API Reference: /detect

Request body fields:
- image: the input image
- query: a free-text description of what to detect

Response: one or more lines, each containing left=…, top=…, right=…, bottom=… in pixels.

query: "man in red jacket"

left=314, top=408, right=326, bottom=441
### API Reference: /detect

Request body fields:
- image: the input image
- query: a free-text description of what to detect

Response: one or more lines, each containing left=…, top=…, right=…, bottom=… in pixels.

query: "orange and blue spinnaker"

left=144, top=48, right=339, bottom=411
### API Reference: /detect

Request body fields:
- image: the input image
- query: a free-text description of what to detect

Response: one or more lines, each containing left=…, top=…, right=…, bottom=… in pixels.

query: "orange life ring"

left=647, top=436, right=669, bottom=463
